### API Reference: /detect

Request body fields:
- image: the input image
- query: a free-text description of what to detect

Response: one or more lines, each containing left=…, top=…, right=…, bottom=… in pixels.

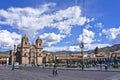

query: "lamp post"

left=80, top=41, right=84, bottom=70
left=14, top=44, right=16, bottom=62
left=12, top=44, right=16, bottom=70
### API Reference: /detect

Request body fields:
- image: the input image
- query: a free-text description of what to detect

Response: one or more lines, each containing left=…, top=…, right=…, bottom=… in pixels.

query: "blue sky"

left=0, top=0, right=120, bottom=52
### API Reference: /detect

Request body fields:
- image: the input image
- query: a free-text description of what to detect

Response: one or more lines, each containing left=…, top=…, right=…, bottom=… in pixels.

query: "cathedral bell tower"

left=35, top=38, right=43, bottom=65
left=36, top=38, right=42, bottom=49
left=21, top=35, right=29, bottom=48
left=20, top=35, right=29, bottom=64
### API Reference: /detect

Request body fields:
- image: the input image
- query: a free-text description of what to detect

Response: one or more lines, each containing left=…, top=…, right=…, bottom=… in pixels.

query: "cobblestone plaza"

left=0, top=65, right=120, bottom=80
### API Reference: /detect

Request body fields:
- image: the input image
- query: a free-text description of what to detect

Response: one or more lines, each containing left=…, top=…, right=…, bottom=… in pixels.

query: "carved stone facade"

left=10, top=35, right=43, bottom=66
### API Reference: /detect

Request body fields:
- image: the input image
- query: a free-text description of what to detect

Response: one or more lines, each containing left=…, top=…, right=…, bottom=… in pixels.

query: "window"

left=39, top=54, right=41, bottom=57
left=24, top=53, right=27, bottom=57
left=39, top=43, right=41, bottom=46
left=25, top=42, right=27, bottom=45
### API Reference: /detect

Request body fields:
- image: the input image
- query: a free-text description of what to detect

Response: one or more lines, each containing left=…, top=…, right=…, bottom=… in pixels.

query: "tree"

left=94, top=47, right=99, bottom=54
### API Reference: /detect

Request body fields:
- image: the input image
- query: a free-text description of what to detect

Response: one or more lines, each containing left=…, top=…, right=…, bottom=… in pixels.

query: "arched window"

left=39, top=43, right=41, bottom=46
left=25, top=42, right=27, bottom=45
left=39, top=54, right=41, bottom=57
left=24, top=53, right=27, bottom=57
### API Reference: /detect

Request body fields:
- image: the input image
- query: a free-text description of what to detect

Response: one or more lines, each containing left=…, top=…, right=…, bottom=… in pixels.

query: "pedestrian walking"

left=105, top=64, right=108, bottom=70
left=52, top=68, right=55, bottom=76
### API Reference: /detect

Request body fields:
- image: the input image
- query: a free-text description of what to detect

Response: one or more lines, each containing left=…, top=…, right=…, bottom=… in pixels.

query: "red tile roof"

left=0, top=53, right=9, bottom=58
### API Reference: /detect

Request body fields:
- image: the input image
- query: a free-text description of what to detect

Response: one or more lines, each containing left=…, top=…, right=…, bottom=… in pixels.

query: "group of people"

left=52, top=68, right=58, bottom=76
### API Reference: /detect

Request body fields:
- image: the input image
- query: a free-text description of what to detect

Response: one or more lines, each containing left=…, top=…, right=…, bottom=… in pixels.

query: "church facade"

left=9, top=36, right=43, bottom=66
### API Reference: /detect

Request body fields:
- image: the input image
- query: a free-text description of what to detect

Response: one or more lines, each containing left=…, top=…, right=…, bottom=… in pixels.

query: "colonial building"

left=43, top=51, right=120, bottom=67
left=9, top=35, right=43, bottom=66
left=0, top=53, right=9, bottom=65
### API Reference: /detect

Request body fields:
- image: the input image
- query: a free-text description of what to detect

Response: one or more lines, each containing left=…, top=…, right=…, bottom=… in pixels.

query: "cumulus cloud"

left=0, top=3, right=90, bottom=38
left=0, top=3, right=54, bottom=37
left=102, top=27, right=120, bottom=40
left=40, top=32, right=65, bottom=47
left=77, top=29, right=95, bottom=44
left=0, top=3, right=95, bottom=51
left=0, top=30, right=21, bottom=51
left=43, top=45, right=80, bottom=52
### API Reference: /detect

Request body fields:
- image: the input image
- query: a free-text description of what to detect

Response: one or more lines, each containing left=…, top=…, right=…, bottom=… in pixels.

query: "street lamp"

left=80, top=42, right=84, bottom=70
left=12, top=44, right=16, bottom=70
left=14, top=44, right=16, bottom=61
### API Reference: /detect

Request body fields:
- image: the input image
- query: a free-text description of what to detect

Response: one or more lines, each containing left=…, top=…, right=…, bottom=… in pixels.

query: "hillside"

left=0, top=51, right=9, bottom=54
left=53, top=44, right=120, bottom=54
left=99, top=44, right=120, bottom=52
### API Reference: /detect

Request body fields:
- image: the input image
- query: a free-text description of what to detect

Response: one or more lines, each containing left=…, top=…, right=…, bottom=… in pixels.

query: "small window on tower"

left=39, top=54, right=41, bottom=57
left=25, top=42, right=27, bottom=45
left=24, top=53, right=27, bottom=56
left=39, top=43, right=41, bottom=46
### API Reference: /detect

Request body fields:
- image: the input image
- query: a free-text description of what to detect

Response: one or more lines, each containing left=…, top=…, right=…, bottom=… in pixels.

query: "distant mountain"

left=0, top=51, right=9, bottom=54
left=50, top=44, right=120, bottom=54
left=109, top=44, right=120, bottom=52
left=43, top=50, right=54, bottom=54
left=99, top=44, right=120, bottom=52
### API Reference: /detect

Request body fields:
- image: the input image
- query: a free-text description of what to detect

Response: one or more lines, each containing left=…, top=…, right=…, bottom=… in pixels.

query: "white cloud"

left=91, top=18, right=95, bottom=21
left=85, top=24, right=92, bottom=29
left=40, top=33, right=65, bottom=47
left=77, top=29, right=95, bottom=44
left=43, top=45, right=80, bottom=52
left=0, top=4, right=90, bottom=37
left=48, top=6, right=89, bottom=34
left=99, top=33, right=102, bottom=36
left=85, top=43, right=111, bottom=51
left=43, top=43, right=111, bottom=52
left=102, top=27, right=120, bottom=40
left=87, top=18, right=95, bottom=23
left=0, top=3, right=94, bottom=51
left=94, top=22, right=104, bottom=28
left=43, top=46, right=67, bottom=52
left=97, top=39, right=101, bottom=42
left=66, top=46, right=80, bottom=51
left=0, top=30, right=21, bottom=50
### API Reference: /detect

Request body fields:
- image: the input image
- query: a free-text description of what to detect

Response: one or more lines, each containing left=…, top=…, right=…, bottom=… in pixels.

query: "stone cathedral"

left=10, top=35, right=43, bottom=66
